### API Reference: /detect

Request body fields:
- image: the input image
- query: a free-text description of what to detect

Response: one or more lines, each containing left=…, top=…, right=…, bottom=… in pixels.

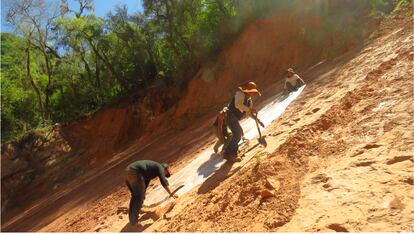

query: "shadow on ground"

left=120, top=223, right=151, bottom=232
left=197, top=161, right=233, bottom=194
left=196, top=153, right=225, bottom=178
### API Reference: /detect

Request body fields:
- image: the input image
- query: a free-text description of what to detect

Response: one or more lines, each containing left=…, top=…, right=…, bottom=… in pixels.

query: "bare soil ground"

left=2, top=4, right=413, bottom=233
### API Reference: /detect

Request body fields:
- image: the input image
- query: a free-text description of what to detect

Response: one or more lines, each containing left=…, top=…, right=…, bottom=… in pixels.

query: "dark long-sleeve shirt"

left=126, top=160, right=169, bottom=187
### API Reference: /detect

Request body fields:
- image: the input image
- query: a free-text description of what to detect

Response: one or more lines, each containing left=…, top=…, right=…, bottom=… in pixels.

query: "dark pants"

left=125, top=171, right=147, bottom=225
left=224, top=113, right=242, bottom=158
left=212, top=125, right=232, bottom=153
left=286, top=83, right=299, bottom=92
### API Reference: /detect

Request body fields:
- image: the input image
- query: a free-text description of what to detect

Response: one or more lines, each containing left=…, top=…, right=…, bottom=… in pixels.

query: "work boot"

left=223, top=153, right=240, bottom=162
left=222, top=153, right=231, bottom=160
left=229, top=157, right=241, bottom=162
left=225, top=157, right=241, bottom=163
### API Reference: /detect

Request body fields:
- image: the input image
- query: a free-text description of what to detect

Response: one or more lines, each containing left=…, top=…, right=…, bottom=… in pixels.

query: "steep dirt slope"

left=2, top=0, right=376, bottom=222
left=35, top=5, right=413, bottom=230
left=145, top=5, right=413, bottom=232
left=1, top=1, right=381, bottom=226
left=172, top=1, right=377, bottom=121
left=2, top=2, right=410, bottom=232
left=1, top=86, right=180, bottom=222
left=1, top=112, right=218, bottom=231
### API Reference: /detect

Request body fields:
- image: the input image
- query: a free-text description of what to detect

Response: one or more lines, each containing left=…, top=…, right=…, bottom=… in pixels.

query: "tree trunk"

left=26, top=42, right=45, bottom=119
left=95, top=54, right=101, bottom=87
left=216, top=0, right=230, bottom=16
left=80, top=49, right=93, bottom=85
left=85, top=36, right=128, bottom=89
left=43, top=50, right=52, bottom=120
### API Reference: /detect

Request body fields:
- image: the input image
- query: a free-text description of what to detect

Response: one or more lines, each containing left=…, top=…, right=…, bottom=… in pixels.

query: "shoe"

left=229, top=157, right=241, bottom=162
left=223, top=153, right=240, bottom=162
left=222, top=153, right=232, bottom=160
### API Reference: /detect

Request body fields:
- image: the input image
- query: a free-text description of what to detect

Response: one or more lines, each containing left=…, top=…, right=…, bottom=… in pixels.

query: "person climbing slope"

left=212, top=107, right=247, bottom=154
left=282, top=68, right=305, bottom=96
left=212, top=107, right=231, bottom=154
left=223, top=81, right=262, bottom=162
left=125, top=160, right=177, bottom=225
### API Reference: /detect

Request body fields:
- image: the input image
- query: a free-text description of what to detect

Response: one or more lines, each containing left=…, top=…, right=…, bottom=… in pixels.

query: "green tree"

left=6, top=0, right=63, bottom=120
left=1, top=33, right=43, bottom=140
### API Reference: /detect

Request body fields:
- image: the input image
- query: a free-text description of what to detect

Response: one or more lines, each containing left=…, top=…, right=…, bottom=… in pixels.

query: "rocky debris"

left=266, top=177, right=281, bottom=191
left=326, top=223, right=349, bottom=232
left=260, top=189, right=275, bottom=199
left=311, top=173, right=331, bottom=184
left=385, top=155, right=413, bottom=165
left=116, top=207, right=128, bottom=215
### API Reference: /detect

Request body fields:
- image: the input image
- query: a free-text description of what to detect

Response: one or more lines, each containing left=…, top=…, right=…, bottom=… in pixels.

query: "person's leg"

left=126, top=173, right=146, bottom=225
left=212, top=126, right=223, bottom=153
left=286, top=83, right=295, bottom=93
left=224, top=113, right=242, bottom=158
left=293, top=83, right=303, bottom=91
left=222, top=126, right=232, bottom=152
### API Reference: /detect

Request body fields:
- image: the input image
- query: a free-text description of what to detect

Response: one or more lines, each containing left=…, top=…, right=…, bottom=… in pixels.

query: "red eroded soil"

left=173, top=2, right=374, bottom=120
left=2, top=2, right=376, bottom=224
left=2, top=2, right=411, bottom=232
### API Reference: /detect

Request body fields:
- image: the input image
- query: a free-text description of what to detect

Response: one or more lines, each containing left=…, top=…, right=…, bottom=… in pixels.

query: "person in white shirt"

left=223, top=81, right=261, bottom=161
left=283, top=68, right=305, bottom=96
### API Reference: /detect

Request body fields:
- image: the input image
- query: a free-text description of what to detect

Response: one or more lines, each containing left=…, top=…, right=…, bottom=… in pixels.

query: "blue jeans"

left=125, top=172, right=147, bottom=225
left=224, top=113, right=242, bottom=158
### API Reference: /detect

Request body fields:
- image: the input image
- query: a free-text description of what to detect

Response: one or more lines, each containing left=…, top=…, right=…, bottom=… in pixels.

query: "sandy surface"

left=146, top=7, right=414, bottom=232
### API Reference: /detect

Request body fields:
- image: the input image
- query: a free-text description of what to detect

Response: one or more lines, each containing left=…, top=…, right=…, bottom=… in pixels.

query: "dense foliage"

left=1, top=0, right=242, bottom=141
left=1, top=0, right=395, bottom=142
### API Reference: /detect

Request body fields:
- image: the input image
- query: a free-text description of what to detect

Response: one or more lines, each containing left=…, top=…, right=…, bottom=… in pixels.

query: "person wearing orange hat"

left=282, top=68, right=305, bottom=96
left=223, top=81, right=261, bottom=161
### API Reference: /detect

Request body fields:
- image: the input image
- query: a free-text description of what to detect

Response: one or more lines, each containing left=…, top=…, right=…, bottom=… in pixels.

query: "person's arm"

left=251, top=112, right=265, bottom=128
left=158, top=166, right=178, bottom=198
left=164, top=186, right=178, bottom=198
left=234, top=91, right=251, bottom=113
left=244, top=98, right=258, bottom=118
left=295, top=74, right=305, bottom=86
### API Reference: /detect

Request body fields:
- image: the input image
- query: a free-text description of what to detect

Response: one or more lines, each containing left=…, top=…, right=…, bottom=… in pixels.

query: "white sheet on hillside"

left=144, top=85, right=305, bottom=206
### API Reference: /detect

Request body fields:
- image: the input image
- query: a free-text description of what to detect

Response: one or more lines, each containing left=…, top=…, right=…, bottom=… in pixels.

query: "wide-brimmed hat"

left=287, top=68, right=295, bottom=74
left=238, top=81, right=261, bottom=96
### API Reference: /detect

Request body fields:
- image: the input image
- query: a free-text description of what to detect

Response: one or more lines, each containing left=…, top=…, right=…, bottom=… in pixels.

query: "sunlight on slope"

left=144, top=86, right=305, bottom=207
